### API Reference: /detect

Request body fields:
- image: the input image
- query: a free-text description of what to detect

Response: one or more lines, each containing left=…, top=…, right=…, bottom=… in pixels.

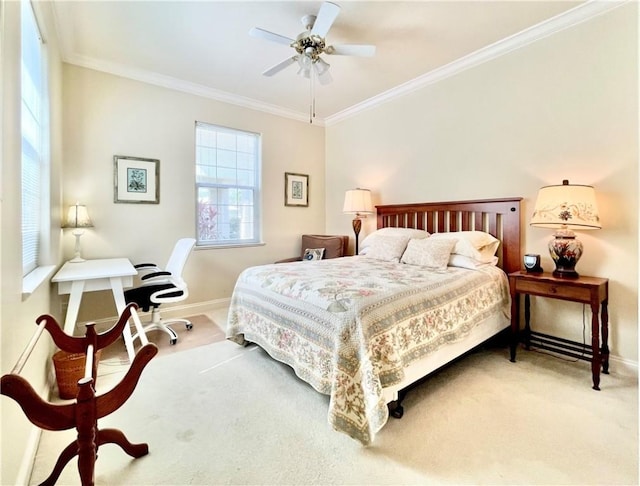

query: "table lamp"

left=343, top=188, right=373, bottom=255
left=63, top=202, right=93, bottom=263
left=530, top=180, right=601, bottom=278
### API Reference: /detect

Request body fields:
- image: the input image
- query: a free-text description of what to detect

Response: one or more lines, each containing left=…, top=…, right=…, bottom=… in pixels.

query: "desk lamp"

left=343, top=188, right=373, bottom=255
left=530, top=180, right=601, bottom=278
left=63, top=202, right=94, bottom=263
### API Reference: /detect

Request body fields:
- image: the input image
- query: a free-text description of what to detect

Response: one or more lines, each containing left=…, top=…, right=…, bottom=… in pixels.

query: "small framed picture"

left=114, top=155, right=159, bottom=204
left=284, top=172, right=309, bottom=207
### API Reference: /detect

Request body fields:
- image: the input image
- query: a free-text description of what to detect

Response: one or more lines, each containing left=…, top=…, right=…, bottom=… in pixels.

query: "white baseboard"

left=609, top=354, right=639, bottom=378
left=14, top=381, right=49, bottom=486
left=15, top=425, right=41, bottom=486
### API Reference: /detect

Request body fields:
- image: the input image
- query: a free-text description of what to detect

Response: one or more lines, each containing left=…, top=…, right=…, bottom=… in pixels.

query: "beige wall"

left=1, top=1, right=64, bottom=484
left=326, top=3, right=638, bottom=364
left=61, top=65, right=325, bottom=322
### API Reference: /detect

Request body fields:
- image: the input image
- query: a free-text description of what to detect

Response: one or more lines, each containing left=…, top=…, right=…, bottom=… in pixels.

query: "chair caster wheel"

left=170, top=338, right=177, bottom=345
left=390, top=405, right=404, bottom=419
left=186, top=323, right=193, bottom=330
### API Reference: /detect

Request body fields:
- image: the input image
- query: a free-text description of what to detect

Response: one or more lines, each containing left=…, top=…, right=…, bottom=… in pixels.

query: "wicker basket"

left=52, top=350, right=101, bottom=399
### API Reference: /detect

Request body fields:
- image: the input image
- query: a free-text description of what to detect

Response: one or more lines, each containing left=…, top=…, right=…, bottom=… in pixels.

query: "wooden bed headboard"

left=376, top=198, right=523, bottom=274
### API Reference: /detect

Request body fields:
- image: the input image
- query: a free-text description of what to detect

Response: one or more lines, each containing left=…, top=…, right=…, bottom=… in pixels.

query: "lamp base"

left=352, top=217, right=362, bottom=255
left=552, top=267, right=579, bottom=279
left=70, top=231, right=85, bottom=263
left=548, top=231, right=583, bottom=279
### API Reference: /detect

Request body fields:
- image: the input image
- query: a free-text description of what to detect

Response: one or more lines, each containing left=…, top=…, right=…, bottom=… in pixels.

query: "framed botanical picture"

left=114, top=155, right=159, bottom=204
left=284, top=172, right=309, bottom=207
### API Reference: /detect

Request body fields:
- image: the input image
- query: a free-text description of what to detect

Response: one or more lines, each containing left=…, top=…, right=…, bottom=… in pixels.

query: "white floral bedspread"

left=226, top=256, right=510, bottom=444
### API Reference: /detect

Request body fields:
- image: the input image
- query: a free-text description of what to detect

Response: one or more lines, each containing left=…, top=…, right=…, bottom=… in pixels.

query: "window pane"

left=197, top=187, right=219, bottom=241
left=237, top=152, right=253, bottom=170
left=217, top=149, right=236, bottom=168
left=238, top=189, right=253, bottom=206
left=218, top=167, right=235, bottom=183
left=217, top=132, right=236, bottom=151
left=237, top=169, right=254, bottom=186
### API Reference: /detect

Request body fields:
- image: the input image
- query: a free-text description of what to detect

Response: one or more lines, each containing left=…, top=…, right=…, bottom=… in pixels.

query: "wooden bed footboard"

left=375, top=197, right=523, bottom=274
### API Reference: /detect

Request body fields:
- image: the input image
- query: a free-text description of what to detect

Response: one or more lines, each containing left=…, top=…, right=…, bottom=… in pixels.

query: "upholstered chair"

left=276, top=234, right=349, bottom=263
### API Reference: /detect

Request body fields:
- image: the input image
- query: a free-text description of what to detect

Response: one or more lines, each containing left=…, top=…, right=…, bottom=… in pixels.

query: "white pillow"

left=430, top=231, right=499, bottom=263
left=303, top=248, right=324, bottom=261
left=360, top=228, right=429, bottom=255
left=363, top=234, right=410, bottom=262
left=448, top=254, right=499, bottom=270
left=401, top=238, right=456, bottom=270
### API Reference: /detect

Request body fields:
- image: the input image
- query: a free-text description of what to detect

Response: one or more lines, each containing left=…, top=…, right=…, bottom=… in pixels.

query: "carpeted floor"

left=32, top=312, right=638, bottom=485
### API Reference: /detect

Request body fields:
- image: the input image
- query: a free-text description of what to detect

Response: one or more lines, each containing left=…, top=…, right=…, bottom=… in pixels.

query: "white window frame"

left=195, top=122, right=262, bottom=248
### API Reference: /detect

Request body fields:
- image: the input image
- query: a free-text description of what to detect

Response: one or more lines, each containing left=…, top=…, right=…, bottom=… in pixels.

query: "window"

left=195, top=122, right=261, bottom=247
left=21, top=0, right=49, bottom=276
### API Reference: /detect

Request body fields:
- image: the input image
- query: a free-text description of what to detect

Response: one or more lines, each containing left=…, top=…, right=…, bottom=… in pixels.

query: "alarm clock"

left=523, top=254, right=543, bottom=273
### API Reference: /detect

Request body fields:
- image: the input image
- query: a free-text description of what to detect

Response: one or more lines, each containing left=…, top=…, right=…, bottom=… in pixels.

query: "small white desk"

left=52, top=258, right=148, bottom=362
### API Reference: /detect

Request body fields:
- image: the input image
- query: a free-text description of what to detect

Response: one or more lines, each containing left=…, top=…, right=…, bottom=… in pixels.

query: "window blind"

left=21, top=0, right=46, bottom=275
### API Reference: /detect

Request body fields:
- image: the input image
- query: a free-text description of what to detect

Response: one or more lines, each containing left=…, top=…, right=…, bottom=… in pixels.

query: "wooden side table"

left=508, top=271, right=609, bottom=390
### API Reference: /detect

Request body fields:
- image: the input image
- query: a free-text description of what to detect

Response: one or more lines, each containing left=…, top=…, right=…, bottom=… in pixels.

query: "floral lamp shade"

left=530, top=180, right=601, bottom=278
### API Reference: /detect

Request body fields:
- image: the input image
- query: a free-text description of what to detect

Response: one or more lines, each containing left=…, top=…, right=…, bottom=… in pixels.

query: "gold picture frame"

left=284, top=172, right=309, bottom=207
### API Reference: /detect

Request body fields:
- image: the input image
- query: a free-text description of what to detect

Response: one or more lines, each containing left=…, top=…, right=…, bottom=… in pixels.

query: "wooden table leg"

left=590, top=302, right=601, bottom=391
left=601, top=300, right=609, bottom=374
left=510, top=289, right=519, bottom=362
left=524, top=294, right=531, bottom=350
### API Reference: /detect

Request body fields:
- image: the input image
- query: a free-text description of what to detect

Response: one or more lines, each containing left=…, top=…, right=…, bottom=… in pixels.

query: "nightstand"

left=508, top=271, right=609, bottom=390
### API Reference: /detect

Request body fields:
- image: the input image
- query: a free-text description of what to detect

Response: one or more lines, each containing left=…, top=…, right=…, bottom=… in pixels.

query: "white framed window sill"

left=195, top=242, right=266, bottom=250
left=22, top=264, right=56, bottom=300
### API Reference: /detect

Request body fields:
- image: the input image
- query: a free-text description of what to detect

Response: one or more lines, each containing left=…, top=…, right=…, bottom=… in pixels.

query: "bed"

left=227, top=198, right=522, bottom=444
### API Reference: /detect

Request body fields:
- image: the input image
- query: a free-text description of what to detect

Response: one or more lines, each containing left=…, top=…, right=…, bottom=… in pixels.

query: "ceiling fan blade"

left=311, top=2, right=341, bottom=38
left=328, top=44, right=376, bottom=57
left=249, top=27, right=294, bottom=46
left=262, top=56, right=297, bottom=77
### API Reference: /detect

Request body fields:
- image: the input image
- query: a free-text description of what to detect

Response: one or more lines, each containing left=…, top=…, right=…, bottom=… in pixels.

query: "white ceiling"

left=51, top=1, right=588, bottom=124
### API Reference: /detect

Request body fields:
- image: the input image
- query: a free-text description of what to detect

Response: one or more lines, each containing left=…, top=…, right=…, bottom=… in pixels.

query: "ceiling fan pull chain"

left=312, top=68, right=316, bottom=120
left=309, top=67, right=315, bottom=124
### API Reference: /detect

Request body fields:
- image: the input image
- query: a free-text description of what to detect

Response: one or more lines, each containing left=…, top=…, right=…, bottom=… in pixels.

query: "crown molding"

left=63, top=53, right=318, bottom=124
left=325, top=0, right=629, bottom=126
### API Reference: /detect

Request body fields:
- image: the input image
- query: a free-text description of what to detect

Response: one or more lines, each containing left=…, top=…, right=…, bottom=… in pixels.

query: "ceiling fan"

left=249, top=2, right=375, bottom=120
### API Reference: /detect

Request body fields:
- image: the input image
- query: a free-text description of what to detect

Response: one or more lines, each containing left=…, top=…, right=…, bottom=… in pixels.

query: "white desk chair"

left=124, top=238, right=196, bottom=345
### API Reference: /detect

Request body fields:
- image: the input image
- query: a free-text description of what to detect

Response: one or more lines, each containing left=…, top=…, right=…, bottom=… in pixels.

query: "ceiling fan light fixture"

left=315, top=57, right=330, bottom=76
left=298, top=52, right=313, bottom=67
left=297, top=66, right=311, bottom=79
left=297, top=53, right=313, bottom=77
